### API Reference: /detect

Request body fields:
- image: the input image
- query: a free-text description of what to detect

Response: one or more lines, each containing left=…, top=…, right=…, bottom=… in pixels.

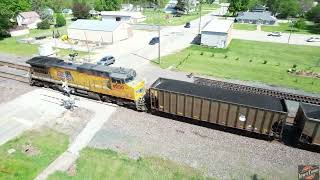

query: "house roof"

left=202, top=19, right=233, bottom=33
left=236, top=11, right=276, bottom=22
left=19, top=11, right=40, bottom=19
left=68, top=19, right=123, bottom=32
left=101, top=11, right=145, bottom=19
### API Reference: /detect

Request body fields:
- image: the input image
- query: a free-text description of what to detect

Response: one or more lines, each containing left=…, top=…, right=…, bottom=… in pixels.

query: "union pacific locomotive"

left=27, top=56, right=147, bottom=110
left=26, top=56, right=320, bottom=150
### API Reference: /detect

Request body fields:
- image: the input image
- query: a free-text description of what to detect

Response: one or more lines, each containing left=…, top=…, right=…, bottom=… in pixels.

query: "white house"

left=16, top=11, right=41, bottom=29
left=201, top=20, right=233, bottom=48
left=67, top=19, right=132, bottom=44
left=101, top=11, right=146, bottom=23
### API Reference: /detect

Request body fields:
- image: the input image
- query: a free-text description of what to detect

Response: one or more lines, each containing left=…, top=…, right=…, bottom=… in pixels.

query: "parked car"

left=267, top=32, right=282, bottom=37
left=184, top=22, right=191, bottom=28
left=306, top=37, right=320, bottom=42
left=149, top=37, right=159, bottom=45
left=97, top=56, right=115, bottom=66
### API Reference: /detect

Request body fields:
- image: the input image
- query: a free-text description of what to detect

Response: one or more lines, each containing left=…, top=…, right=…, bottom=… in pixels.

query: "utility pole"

left=288, top=18, right=293, bottom=44
left=158, top=0, right=161, bottom=64
left=198, top=0, right=202, bottom=35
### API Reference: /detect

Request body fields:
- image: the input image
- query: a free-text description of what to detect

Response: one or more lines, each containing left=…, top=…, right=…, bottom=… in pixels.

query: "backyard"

left=48, top=148, right=212, bottom=180
left=158, top=39, right=320, bottom=93
left=0, top=129, right=68, bottom=180
left=233, top=23, right=257, bottom=31
left=142, top=4, right=218, bottom=26
left=262, top=22, right=320, bottom=35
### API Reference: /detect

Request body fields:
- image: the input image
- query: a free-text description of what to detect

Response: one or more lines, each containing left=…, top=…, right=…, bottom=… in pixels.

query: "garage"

left=67, top=19, right=132, bottom=44
left=201, top=20, right=233, bottom=48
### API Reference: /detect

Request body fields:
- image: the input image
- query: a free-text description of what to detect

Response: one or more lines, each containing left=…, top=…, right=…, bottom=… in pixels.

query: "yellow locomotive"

left=26, top=56, right=146, bottom=110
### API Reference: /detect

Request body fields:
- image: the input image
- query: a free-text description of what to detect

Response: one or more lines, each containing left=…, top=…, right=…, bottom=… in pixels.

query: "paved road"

left=233, top=29, right=320, bottom=46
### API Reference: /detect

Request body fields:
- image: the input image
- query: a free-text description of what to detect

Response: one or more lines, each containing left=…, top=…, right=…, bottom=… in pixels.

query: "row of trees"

left=228, top=0, right=317, bottom=19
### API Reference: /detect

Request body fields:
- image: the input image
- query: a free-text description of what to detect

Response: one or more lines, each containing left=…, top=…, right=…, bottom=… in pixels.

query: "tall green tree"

left=0, top=0, right=31, bottom=38
left=266, top=0, right=299, bottom=18
left=94, top=0, right=121, bottom=11
left=72, top=0, right=91, bottom=19
left=306, top=5, right=320, bottom=23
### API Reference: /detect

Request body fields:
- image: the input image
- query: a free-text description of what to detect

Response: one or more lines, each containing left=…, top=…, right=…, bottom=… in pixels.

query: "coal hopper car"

left=149, top=78, right=288, bottom=137
left=294, top=103, right=320, bottom=146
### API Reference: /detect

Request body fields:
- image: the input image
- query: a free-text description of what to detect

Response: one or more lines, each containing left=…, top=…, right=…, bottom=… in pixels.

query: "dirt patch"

left=0, top=78, right=35, bottom=104
left=67, top=163, right=77, bottom=176
left=21, top=143, right=40, bottom=157
left=46, top=107, right=93, bottom=141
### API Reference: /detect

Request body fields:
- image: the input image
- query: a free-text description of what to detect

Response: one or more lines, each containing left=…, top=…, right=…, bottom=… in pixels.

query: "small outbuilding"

left=201, top=20, right=233, bottom=48
left=16, top=11, right=41, bottom=29
left=101, top=11, right=146, bottom=23
left=67, top=19, right=132, bottom=44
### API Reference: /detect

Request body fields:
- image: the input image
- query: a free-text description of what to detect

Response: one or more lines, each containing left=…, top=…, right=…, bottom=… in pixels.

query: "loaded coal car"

left=149, top=78, right=288, bottom=137
left=294, top=103, right=320, bottom=146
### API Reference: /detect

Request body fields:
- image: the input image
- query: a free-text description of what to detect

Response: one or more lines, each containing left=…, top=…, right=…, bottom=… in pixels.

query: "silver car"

left=97, top=56, right=115, bottom=66
left=306, top=37, right=320, bottom=42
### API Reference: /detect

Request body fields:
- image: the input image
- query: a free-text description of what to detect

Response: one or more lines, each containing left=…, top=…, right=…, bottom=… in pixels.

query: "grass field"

left=261, top=23, right=320, bottom=35
left=142, top=4, right=216, bottom=26
left=233, top=23, right=257, bottom=31
left=0, top=38, right=39, bottom=56
left=0, top=129, right=68, bottom=180
left=159, top=39, right=320, bottom=93
left=48, top=148, right=212, bottom=180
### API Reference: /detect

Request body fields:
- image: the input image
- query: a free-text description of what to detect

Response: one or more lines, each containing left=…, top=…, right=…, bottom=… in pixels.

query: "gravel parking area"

left=89, top=107, right=320, bottom=180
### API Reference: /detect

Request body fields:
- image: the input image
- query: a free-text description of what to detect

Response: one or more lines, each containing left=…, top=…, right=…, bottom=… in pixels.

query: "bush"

left=37, top=20, right=51, bottom=29
left=262, top=60, right=267, bottom=64
left=249, top=59, right=253, bottom=62
left=55, top=14, right=66, bottom=27
left=224, top=55, right=228, bottom=59
left=292, top=64, right=297, bottom=68
left=200, top=52, right=204, bottom=55
left=235, top=57, right=239, bottom=60
left=294, top=19, right=307, bottom=29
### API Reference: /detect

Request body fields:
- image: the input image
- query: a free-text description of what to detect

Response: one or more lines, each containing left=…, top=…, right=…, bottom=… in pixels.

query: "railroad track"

left=194, top=77, right=320, bottom=105
left=0, top=71, right=29, bottom=83
left=0, top=61, right=30, bottom=71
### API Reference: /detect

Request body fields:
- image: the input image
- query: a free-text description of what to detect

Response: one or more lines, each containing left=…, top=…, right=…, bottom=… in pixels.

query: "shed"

left=16, top=11, right=41, bottom=29
left=67, top=19, right=132, bottom=44
left=101, top=11, right=146, bottom=23
left=236, top=11, right=277, bottom=25
left=201, top=20, right=233, bottom=48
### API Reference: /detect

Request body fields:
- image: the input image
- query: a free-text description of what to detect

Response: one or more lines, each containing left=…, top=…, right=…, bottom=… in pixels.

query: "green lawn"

left=158, top=39, right=320, bottom=93
left=48, top=148, right=212, bottom=180
left=202, top=3, right=220, bottom=11
left=233, top=23, right=257, bottom=31
left=261, top=23, right=320, bottom=35
left=0, top=129, right=68, bottom=180
left=142, top=6, right=216, bottom=26
left=0, top=37, right=39, bottom=56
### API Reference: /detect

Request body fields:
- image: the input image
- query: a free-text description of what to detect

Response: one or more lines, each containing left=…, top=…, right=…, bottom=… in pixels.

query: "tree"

left=266, top=0, right=299, bottom=18
left=0, top=0, right=31, bottom=38
left=37, top=19, right=51, bottom=29
left=94, top=0, right=121, bottom=11
left=299, top=0, right=314, bottom=14
left=294, top=18, right=307, bottom=29
left=72, top=1, right=91, bottom=19
left=175, top=0, right=187, bottom=13
left=228, top=0, right=252, bottom=16
left=55, top=13, right=66, bottom=27
left=306, top=5, right=320, bottom=23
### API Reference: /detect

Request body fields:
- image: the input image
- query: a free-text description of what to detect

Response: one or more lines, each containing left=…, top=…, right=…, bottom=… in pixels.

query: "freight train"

left=26, top=56, right=320, bottom=149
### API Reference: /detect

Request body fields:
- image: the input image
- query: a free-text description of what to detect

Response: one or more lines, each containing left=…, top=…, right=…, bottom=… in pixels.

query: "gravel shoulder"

left=0, top=78, right=35, bottom=104
left=89, top=107, right=320, bottom=180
